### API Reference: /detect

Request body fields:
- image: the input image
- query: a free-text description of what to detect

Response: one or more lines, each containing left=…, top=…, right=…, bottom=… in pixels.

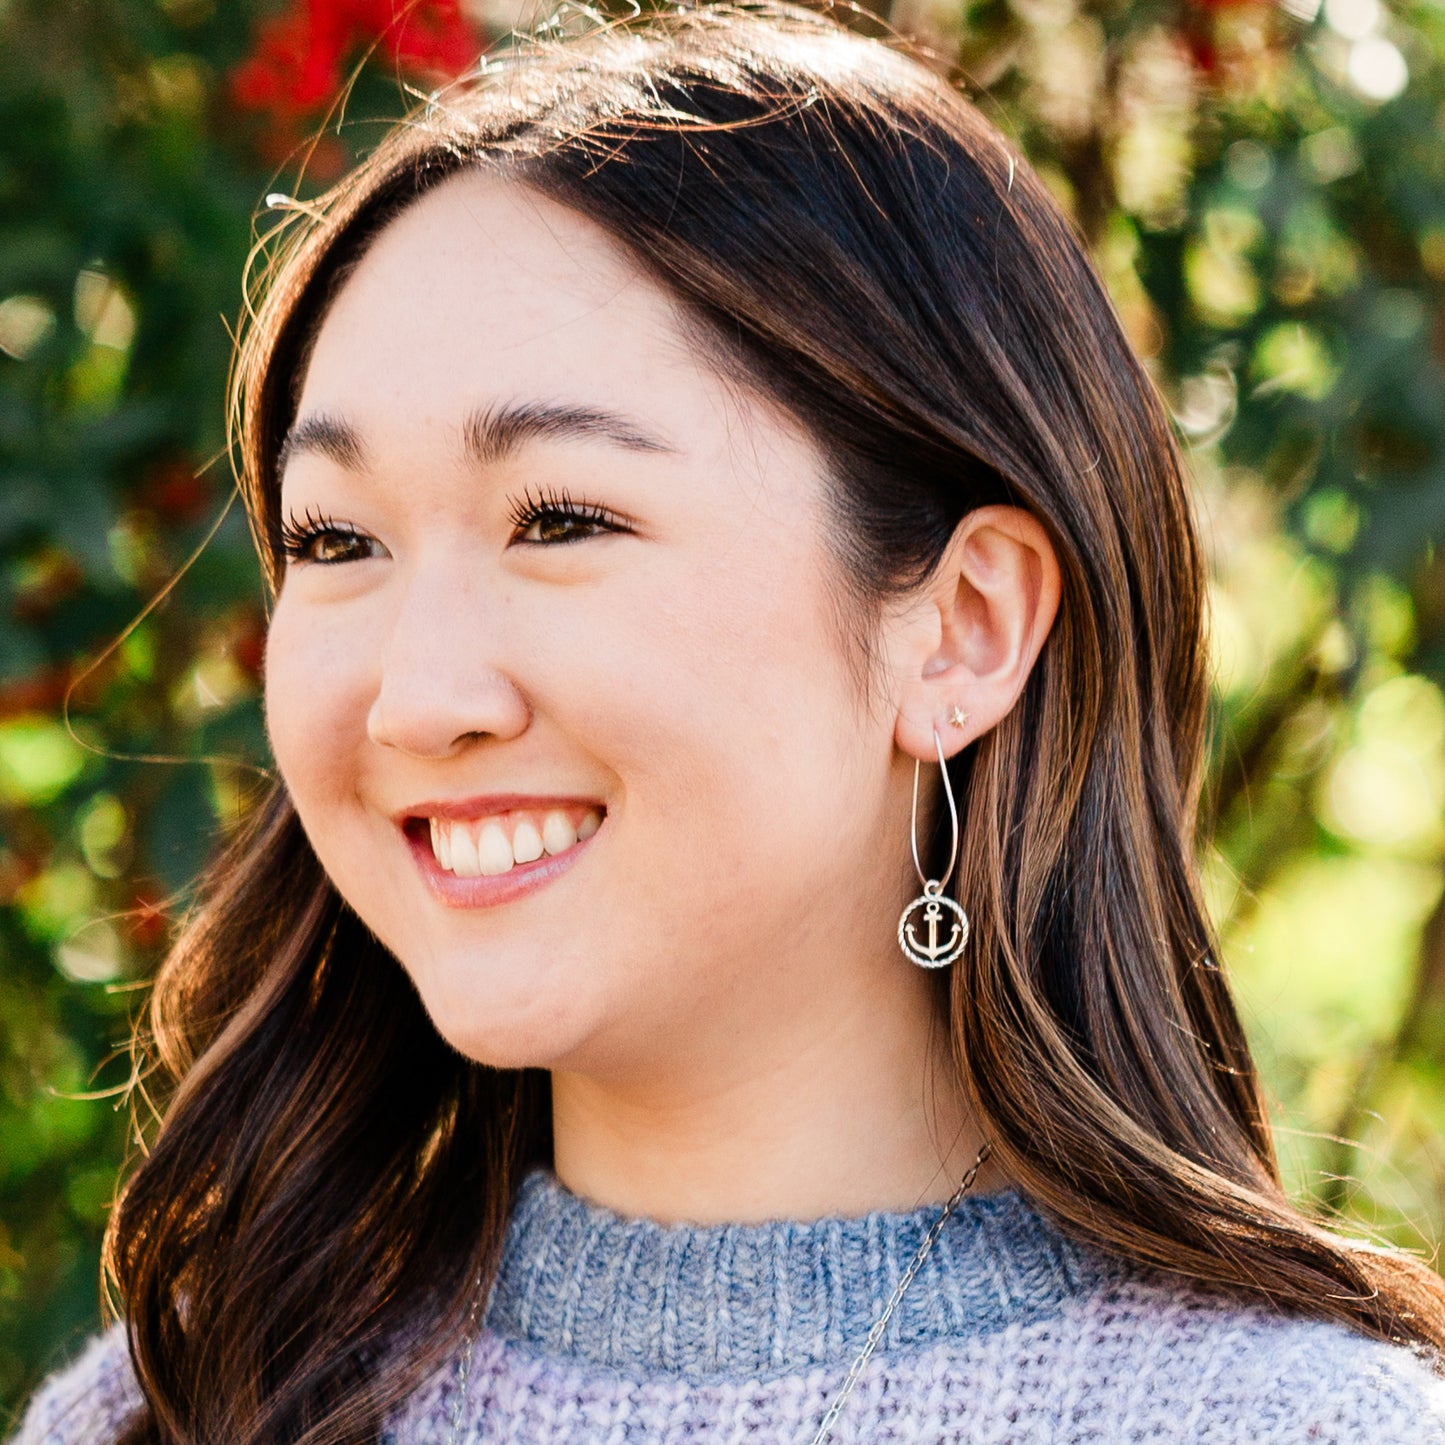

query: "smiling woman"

left=261, top=170, right=944, bottom=1091
left=10, top=4, right=1445, bottom=1445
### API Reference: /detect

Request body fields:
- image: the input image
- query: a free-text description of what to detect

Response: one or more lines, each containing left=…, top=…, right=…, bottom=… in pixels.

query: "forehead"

left=294, top=171, right=712, bottom=429
left=283, top=168, right=834, bottom=540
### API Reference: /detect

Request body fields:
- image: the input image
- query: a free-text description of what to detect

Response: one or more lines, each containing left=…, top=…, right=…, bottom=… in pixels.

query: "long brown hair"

left=104, top=5, right=1445, bottom=1442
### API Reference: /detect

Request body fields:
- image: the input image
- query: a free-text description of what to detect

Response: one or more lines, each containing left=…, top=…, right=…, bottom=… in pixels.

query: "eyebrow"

left=277, top=413, right=365, bottom=477
left=277, top=400, right=677, bottom=478
left=463, top=400, right=677, bottom=465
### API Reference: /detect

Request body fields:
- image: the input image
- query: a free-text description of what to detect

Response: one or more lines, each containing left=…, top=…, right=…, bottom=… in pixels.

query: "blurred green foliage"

left=4, top=0, right=1445, bottom=1427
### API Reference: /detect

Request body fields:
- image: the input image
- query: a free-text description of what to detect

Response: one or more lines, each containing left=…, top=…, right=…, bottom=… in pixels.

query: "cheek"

left=568, top=550, right=853, bottom=871
left=262, top=598, right=367, bottom=806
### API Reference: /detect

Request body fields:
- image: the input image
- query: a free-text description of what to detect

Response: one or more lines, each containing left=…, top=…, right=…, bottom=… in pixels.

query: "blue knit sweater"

left=11, top=1170, right=1445, bottom=1442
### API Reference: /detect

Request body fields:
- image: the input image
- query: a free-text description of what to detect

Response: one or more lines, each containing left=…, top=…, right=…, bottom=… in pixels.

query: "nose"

left=365, top=564, right=530, bottom=758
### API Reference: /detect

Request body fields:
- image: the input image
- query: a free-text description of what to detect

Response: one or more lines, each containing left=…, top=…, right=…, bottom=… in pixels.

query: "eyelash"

left=273, top=505, right=371, bottom=566
left=272, top=487, right=625, bottom=565
left=505, top=484, right=624, bottom=545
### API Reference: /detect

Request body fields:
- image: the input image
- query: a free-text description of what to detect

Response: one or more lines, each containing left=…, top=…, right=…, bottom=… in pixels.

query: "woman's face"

left=264, top=173, right=918, bottom=1083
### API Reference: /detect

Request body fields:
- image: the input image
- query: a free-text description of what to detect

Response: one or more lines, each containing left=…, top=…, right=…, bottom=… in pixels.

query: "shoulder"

left=5, top=1321, right=143, bottom=1445
left=1044, top=1265, right=1445, bottom=1443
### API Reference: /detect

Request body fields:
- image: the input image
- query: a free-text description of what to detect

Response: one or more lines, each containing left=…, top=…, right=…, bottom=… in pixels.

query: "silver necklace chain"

left=445, top=1141, right=994, bottom=1445
left=804, top=1141, right=992, bottom=1445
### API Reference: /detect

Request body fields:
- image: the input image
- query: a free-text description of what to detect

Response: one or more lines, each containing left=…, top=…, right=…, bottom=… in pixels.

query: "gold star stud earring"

left=949, top=704, right=969, bottom=729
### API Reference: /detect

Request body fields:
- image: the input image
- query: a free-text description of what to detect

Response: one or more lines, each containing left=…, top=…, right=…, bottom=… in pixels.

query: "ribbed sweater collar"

left=482, top=1168, right=1117, bottom=1381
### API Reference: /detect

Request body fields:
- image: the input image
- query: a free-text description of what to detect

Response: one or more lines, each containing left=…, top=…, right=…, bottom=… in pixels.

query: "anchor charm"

left=898, top=879, right=968, bottom=969
left=897, top=724, right=969, bottom=969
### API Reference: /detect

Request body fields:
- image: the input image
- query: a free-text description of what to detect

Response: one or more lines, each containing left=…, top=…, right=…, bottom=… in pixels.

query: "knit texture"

left=10, top=1170, right=1445, bottom=1443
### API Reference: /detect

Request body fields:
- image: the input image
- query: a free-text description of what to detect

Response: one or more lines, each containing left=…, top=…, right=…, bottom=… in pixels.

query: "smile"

left=426, top=806, right=602, bottom=877
left=399, top=799, right=606, bottom=910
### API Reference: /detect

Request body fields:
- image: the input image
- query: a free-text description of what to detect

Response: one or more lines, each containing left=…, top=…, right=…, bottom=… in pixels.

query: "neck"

left=550, top=964, right=1003, bottom=1225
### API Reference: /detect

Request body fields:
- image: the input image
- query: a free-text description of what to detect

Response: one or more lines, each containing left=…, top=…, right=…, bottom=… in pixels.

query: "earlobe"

left=893, top=504, right=1061, bottom=764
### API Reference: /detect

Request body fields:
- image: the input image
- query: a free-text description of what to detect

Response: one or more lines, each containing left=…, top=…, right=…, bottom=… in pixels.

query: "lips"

left=397, top=796, right=606, bottom=909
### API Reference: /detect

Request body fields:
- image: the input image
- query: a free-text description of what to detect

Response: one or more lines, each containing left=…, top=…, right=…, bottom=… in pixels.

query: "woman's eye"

left=507, top=487, right=626, bottom=547
left=515, top=509, right=611, bottom=545
left=301, top=529, right=375, bottom=565
left=275, top=510, right=379, bottom=567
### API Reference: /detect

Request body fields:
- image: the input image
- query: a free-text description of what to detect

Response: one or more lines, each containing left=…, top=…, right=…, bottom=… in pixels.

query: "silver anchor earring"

left=897, top=725, right=970, bottom=968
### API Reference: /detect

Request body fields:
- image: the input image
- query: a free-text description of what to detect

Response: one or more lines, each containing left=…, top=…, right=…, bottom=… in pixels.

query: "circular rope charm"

left=897, top=881, right=969, bottom=968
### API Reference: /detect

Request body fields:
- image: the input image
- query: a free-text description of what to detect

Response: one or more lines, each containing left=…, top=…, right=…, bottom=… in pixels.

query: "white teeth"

left=427, top=809, right=603, bottom=875
left=511, top=820, right=545, bottom=864
left=449, top=822, right=481, bottom=877
left=542, top=810, right=578, bottom=855
left=476, top=821, right=514, bottom=876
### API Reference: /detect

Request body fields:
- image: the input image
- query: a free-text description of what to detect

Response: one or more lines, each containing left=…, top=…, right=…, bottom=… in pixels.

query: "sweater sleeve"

left=1253, top=1323, right=1445, bottom=1445
left=5, top=1321, right=144, bottom=1445
left=1077, top=1273, right=1445, bottom=1444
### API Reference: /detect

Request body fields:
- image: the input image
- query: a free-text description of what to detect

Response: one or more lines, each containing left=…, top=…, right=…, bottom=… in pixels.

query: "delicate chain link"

left=444, top=1141, right=994, bottom=1445
left=446, top=1261, right=487, bottom=1445
left=805, top=1140, right=993, bottom=1445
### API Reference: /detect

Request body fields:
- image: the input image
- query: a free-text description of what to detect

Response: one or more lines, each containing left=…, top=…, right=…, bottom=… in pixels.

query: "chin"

left=419, top=973, right=601, bottom=1073
left=438, top=1026, right=578, bottom=1072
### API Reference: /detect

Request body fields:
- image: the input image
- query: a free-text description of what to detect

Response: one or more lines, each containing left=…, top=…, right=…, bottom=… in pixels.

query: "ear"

left=891, top=504, right=1062, bottom=764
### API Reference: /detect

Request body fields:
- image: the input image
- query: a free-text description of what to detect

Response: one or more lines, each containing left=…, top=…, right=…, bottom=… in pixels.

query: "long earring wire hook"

left=910, top=725, right=960, bottom=894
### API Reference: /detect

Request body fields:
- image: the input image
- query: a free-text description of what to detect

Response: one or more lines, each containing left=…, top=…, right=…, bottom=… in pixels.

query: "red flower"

left=230, top=608, right=268, bottom=683
left=1185, top=33, right=1219, bottom=76
left=0, top=664, right=73, bottom=719
left=230, top=0, right=482, bottom=125
left=141, top=458, right=212, bottom=525
left=125, top=888, right=171, bottom=950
